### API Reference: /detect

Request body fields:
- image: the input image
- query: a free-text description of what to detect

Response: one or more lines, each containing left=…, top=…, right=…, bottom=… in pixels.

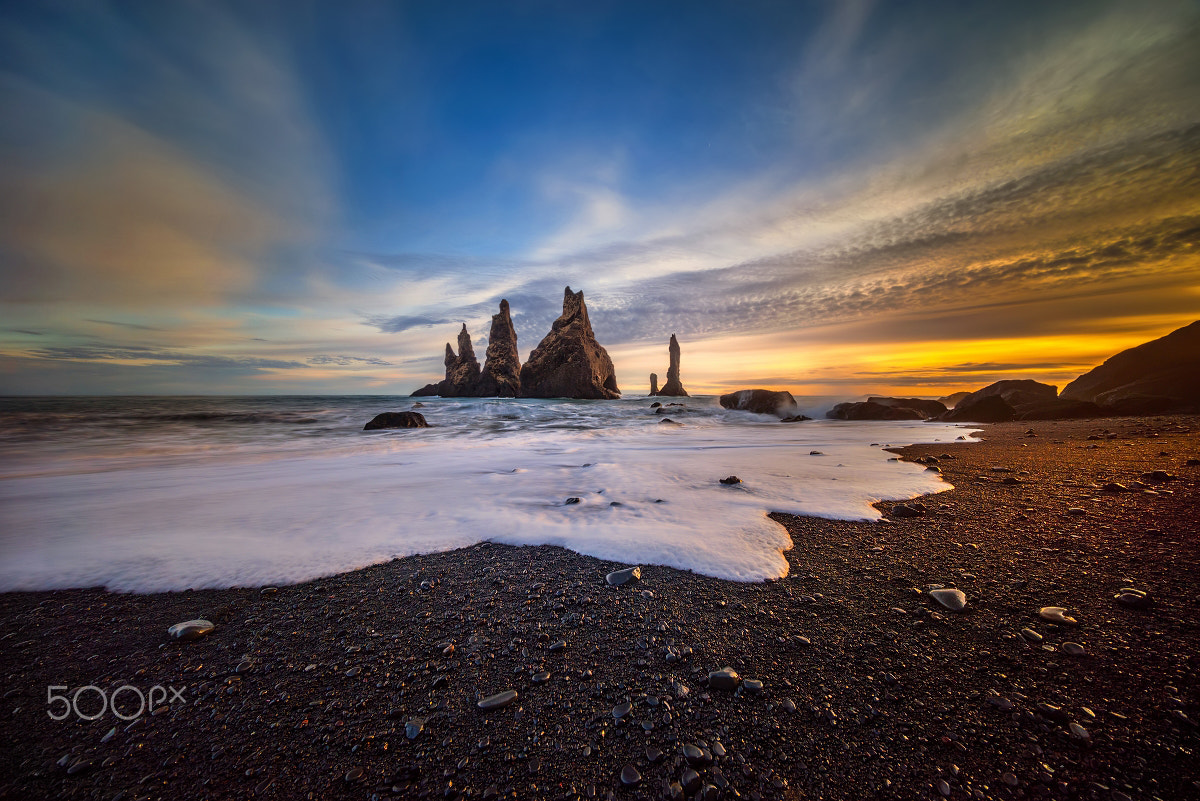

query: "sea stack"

left=520, top=287, right=620, bottom=399
left=649, top=373, right=659, bottom=395
left=442, top=324, right=482, bottom=396
left=476, top=299, right=521, bottom=397
left=655, top=334, right=688, bottom=396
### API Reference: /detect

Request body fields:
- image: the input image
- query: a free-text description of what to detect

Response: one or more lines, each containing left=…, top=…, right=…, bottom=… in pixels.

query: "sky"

left=0, top=0, right=1198, bottom=397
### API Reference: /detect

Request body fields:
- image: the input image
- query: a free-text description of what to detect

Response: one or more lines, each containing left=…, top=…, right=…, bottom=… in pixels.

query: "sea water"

left=0, top=396, right=977, bottom=592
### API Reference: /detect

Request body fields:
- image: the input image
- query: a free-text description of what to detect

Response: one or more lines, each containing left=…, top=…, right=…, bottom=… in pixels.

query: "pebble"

left=1062, top=642, right=1087, bottom=656
left=605, top=566, right=642, bottom=586
left=929, top=588, right=967, bottom=612
left=612, top=700, right=632, bottom=720
left=167, top=619, right=215, bottom=642
left=1069, top=722, right=1090, bottom=740
left=1067, top=507, right=1087, bottom=516
left=477, top=690, right=518, bottom=711
left=708, top=667, right=741, bottom=691
left=742, top=678, right=764, bottom=695
left=405, top=717, right=425, bottom=739
left=344, top=767, right=363, bottom=782
left=531, top=671, right=550, bottom=684
left=620, top=764, right=641, bottom=785
left=1114, top=588, right=1151, bottom=609
left=1020, top=628, right=1044, bottom=643
left=1002, top=772, right=1019, bottom=787
left=1038, top=606, right=1078, bottom=625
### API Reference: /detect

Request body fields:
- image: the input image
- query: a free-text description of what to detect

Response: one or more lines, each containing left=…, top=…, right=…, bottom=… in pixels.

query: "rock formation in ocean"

left=1061, top=319, right=1200, bottom=413
left=475, top=299, right=521, bottom=397
left=959, top=379, right=1058, bottom=408
left=519, top=287, right=620, bottom=399
left=719, top=389, right=799, bottom=417
left=649, top=373, right=659, bottom=395
left=868, top=397, right=947, bottom=418
left=410, top=383, right=440, bottom=397
left=442, top=325, right=482, bottom=396
left=654, top=334, right=688, bottom=397
left=364, top=411, right=429, bottom=430
left=827, top=401, right=926, bottom=421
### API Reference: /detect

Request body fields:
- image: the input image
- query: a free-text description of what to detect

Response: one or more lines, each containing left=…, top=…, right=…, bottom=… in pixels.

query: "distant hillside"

left=1062, top=320, right=1200, bottom=410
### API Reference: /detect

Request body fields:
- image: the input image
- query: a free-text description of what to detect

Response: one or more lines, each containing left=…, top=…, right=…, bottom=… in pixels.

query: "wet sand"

left=1, top=416, right=1197, bottom=801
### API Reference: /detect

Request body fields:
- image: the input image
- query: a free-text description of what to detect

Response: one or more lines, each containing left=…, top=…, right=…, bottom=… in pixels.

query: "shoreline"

left=1, top=416, right=1198, bottom=800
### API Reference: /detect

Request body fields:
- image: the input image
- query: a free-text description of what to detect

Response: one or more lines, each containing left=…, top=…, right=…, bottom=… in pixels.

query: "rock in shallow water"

left=928, top=588, right=967, bottom=612
left=606, top=566, right=641, bottom=586
left=167, top=619, right=214, bottom=641
left=363, top=411, right=428, bottom=430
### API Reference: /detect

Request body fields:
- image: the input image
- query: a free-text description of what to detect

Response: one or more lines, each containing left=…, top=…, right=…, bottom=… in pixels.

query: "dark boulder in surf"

left=719, top=389, right=799, bottom=418
left=364, top=411, right=429, bottom=430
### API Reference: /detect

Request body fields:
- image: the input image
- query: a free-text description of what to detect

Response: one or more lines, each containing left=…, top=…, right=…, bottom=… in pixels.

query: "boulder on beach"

left=868, top=397, right=947, bottom=418
left=654, top=334, right=688, bottom=397
left=1061, top=319, right=1200, bottom=413
left=1014, top=398, right=1104, bottom=420
left=520, top=287, right=621, bottom=399
left=719, top=389, right=799, bottom=418
left=941, top=394, right=1016, bottom=423
left=364, top=411, right=428, bottom=430
left=827, top=400, right=926, bottom=421
left=475, top=299, right=522, bottom=397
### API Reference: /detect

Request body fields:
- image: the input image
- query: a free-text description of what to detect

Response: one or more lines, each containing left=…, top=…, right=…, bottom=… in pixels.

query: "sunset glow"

left=1, top=1, right=1197, bottom=396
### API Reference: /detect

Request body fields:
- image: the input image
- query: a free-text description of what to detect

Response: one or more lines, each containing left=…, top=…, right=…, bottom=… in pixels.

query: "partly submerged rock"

left=520, top=287, right=620, bottom=399
left=719, top=389, right=799, bottom=418
left=827, top=401, right=925, bottom=421
left=168, top=619, right=214, bottom=641
left=364, top=411, right=428, bottom=430
left=655, top=334, right=689, bottom=397
left=476, top=299, right=521, bottom=397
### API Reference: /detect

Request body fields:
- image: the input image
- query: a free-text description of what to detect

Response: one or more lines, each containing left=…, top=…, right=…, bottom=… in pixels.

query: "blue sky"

left=1, top=0, right=1198, bottom=395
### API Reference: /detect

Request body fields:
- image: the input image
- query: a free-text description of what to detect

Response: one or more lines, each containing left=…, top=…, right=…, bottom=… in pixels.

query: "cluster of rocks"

left=824, top=319, right=1200, bottom=423
left=412, top=287, right=619, bottom=400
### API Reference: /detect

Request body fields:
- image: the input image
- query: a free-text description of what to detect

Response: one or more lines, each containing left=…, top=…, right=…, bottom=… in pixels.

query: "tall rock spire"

left=655, top=334, right=688, bottom=396
left=519, top=287, right=620, bottom=399
left=476, top=299, right=521, bottom=397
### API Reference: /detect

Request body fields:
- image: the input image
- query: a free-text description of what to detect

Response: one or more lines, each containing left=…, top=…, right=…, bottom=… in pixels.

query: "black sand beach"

left=2, top=417, right=1198, bottom=801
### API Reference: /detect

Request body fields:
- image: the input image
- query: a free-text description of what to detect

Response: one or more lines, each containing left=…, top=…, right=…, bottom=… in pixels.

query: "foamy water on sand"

left=0, top=396, right=977, bottom=592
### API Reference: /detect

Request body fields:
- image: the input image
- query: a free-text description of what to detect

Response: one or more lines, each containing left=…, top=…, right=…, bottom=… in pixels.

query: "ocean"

left=0, top=395, right=977, bottom=593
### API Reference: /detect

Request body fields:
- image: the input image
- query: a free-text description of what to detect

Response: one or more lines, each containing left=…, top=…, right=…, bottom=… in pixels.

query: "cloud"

left=28, top=344, right=306, bottom=371
left=0, top=4, right=333, bottom=309
left=362, top=314, right=454, bottom=334
left=308, top=354, right=394, bottom=366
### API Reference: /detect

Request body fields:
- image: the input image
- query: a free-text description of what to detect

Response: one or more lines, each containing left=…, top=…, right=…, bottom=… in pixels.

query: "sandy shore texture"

left=1, top=416, right=1198, bottom=801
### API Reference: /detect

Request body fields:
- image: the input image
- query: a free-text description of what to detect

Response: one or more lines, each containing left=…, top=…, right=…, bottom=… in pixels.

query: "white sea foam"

left=0, top=397, right=977, bottom=592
